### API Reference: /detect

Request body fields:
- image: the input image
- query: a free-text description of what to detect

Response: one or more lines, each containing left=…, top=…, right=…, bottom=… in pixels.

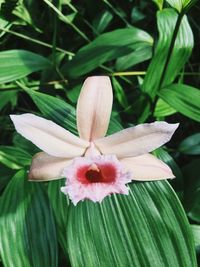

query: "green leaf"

left=67, top=181, right=197, bottom=267
left=166, top=0, right=198, bottom=13
left=0, top=146, right=32, bottom=169
left=13, top=133, right=39, bottom=156
left=48, top=179, right=70, bottom=257
left=191, top=225, right=200, bottom=247
left=159, top=83, right=200, bottom=122
left=0, top=90, right=17, bottom=110
left=66, top=84, right=81, bottom=104
left=179, top=133, right=200, bottom=155
left=182, top=159, right=200, bottom=222
left=107, top=115, right=123, bottom=135
left=153, top=148, right=183, bottom=192
left=142, top=8, right=193, bottom=99
left=153, top=148, right=183, bottom=181
left=154, top=98, right=177, bottom=117
left=62, top=28, right=153, bottom=78
left=0, top=169, right=58, bottom=267
left=93, top=10, right=113, bottom=33
left=26, top=89, right=78, bottom=135
left=111, top=77, right=128, bottom=108
left=115, top=45, right=152, bottom=71
left=131, top=7, right=146, bottom=23
left=0, top=50, right=51, bottom=84
left=152, top=0, right=164, bottom=10
left=0, top=17, right=11, bottom=38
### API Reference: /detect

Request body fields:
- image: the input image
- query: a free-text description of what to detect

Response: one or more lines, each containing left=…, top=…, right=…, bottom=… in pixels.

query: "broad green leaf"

left=166, top=0, right=198, bottom=12
left=111, top=77, right=129, bottom=108
left=191, top=225, right=200, bottom=267
left=13, top=133, right=39, bottom=156
left=115, top=45, right=152, bottom=71
left=0, top=146, right=32, bottom=169
left=66, top=84, right=81, bottom=104
left=0, top=50, right=51, bottom=84
left=62, top=28, right=153, bottom=78
left=154, top=98, right=177, bottom=117
left=93, top=10, right=113, bottom=33
left=107, top=115, right=123, bottom=135
left=182, top=159, right=200, bottom=222
left=191, top=225, right=200, bottom=247
left=48, top=179, right=70, bottom=257
left=0, top=170, right=58, bottom=267
left=159, top=83, right=200, bottom=122
left=142, top=8, right=193, bottom=99
left=68, top=181, right=197, bottom=267
left=179, top=133, right=200, bottom=155
left=153, top=148, right=183, bottom=181
left=25, top=89, right=78, bottom=135
left=0, top=90, right=17, bottom=110
left=153, top=148, right=183, bottom=194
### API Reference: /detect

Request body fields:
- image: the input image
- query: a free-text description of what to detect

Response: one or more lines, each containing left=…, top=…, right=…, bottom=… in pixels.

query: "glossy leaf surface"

left=68, top=181, right=197, bottom=267
left=0, top=50, right=51, bottom=84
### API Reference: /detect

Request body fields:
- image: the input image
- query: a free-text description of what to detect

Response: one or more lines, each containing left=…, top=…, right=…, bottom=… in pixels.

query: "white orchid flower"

left=10, top=76, right=179, bottom=205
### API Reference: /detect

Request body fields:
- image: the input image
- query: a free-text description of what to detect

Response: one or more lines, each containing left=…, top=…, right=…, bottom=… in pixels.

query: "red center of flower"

left=77, top=163, right=117, bottom=184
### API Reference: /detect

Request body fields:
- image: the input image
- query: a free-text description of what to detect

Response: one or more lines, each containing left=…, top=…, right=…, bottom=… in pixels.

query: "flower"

left=10, top=76, right=178, bottom=205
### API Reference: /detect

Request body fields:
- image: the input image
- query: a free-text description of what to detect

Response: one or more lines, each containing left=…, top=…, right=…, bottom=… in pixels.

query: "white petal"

left=29, top=152, right=71, bottom=181
left=121, top=154, right=174, bottom=180
left=77, top=76, right=113, bottom=141
left=10, top=113, right=89, bottom=157
left=95, top=122, right=179, bottom=158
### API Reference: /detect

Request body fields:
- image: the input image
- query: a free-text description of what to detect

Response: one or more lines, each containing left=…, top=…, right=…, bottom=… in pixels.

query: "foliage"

left=0, top=0, right=200, bottom=266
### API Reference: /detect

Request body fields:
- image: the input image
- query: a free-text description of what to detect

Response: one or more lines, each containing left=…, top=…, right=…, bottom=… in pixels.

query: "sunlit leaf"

left=48, top=179, right=70, bottom=257
left=166, top=0, right=198, bottom=13
left=154, top=98, right=177, bottom=117
left=0, top=146, right=32, bottom=169
left=62, top=28, right=153, bottom=78
left=142, top=8, right=193, bottom=99
left=0, top=170, right=58, bottom=267
left=0, top=17, right=11, bottom=38
left=152, top=0, right=164, bottom=10
left=68, top=181, right=197, bottom=267
left=0, top=50, right=51, bottom=84
left=159, top=83, right=200, bottom=122
left=191, top=225, right=200, bottom=247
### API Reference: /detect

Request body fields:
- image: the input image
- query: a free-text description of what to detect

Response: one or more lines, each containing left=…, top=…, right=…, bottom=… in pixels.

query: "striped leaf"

left=159, top=83, right=200, bottom=122
left=142, top=8, right=193, bottom=99
left=0, top=170, right=58, bottom=267
left=0, top=50, right=51, bottom=84
left=67, top=181, right=197, bottom=267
